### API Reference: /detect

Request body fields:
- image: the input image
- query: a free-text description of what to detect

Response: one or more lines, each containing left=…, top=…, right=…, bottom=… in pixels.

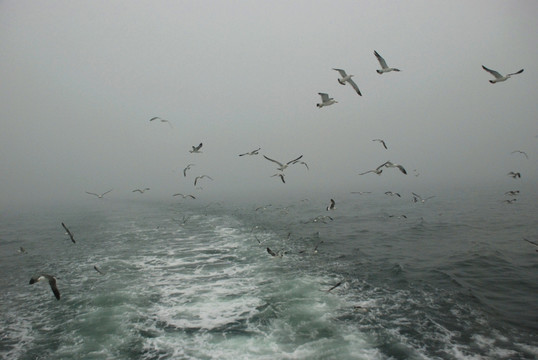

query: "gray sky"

left=1, top=0, right=537, bottom=208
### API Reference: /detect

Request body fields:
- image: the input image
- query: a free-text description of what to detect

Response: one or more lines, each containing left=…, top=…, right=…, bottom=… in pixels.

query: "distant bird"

left=332, top=69, right=362, bottom=96
left=306, top=215, right=334, bottom=224
left=85, top=190, right=113, bottom=199
left=173, top=193, right=196, bottom=199
left=389, top=214, right=408, bottom=219
left=194, top=175, right=213, bottom=186
left=351, top=191, right=372, bottom=195
left=326, top=198, right=336, bottom=211
left=374, top=50, right=401, bottom=74
left=29, top=274, right=60, bottom=300
left=523, top=238, right=538, bottom=252
left=183, top=164, right=195, bottom=177
left=190, top=143, right=203, bottom=153
left=358, top=167, right=383, bottom=176
left=132, top=188, right=150, bottom=194
left=266, top=247, right=279, bottom=257
left=503, top=198, right=517, bottom=204
left=239, top=148, right=261, bottom=156
left=380, top=161, right=407, bottom=175
left=385, top=191, right=401, bottom=197
left=316, top=93, right=338, bottom=108
left=94, top=265, right=104, bottom=275
left=327, top=281, right=342, bottom=293
left=511, top=150, right=528, bottom=159
left=482, top=65, right=524, bottom=83
left=295, top=161, right=309, bottom=170
left=504, top=190, right=520, bottom=196
left=413, top=169, right=420, bottom=177
left=18, top=247, right=27, bottom=254
left=263, top=155, right=303, bottom=171
left=149, top=116, right=173, bottom=128
left=412, top=192, right=435, bottom=203
left=508, top=171, right=521, bottom=179
left=61, top=222, right=76, bottom=243
left=271, top=173, right=286, bottom=184
left=373, top=139, right=388, bottom=149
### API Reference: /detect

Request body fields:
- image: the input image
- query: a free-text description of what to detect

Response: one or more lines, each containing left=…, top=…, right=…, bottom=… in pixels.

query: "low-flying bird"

left=132, top=188, right=150, bottom=194
left=332, top=69, right=362, bottom=95
left=194, top=175, right=213, bottom=186
left=511, top=150, right=528, bottom=159
left=61, top=222, right=76, bottom=243
left=263, top=155, right=303, bottom=171
left=327, top=281, right=342, bottom=293
left=385, top=191, right=401, bottom=197
left=18, top=247, right=27, bottom=254
left=266, top=247, right=279, bottom=257
left=412, top=192, right=435, bottom=203
left=85, top=189, right=113, bottom=198
left=482, top=65, right=524, bottom=83
left=316, top=93, right=338, bottom=108
left=374, top=50, right=401, bottom=74
left=149, top=117, right=173, bottom=128
left=523, top=238, right=538, bottom=252
left=504, top=190, right=520, bottom=196
left=326, top=199, right=336, bottom=211
left=239, top=148, right=261, bottom=156
left=373, top=139, right=388, bottom=149
left=94, top=265, right=105, bottom=275
left=173, top=193, right=196, bottom=199
left=508, top=171, right=521, bottom=179
left=29, top=274, right=61, bottom=300
left=190, top=143, right=203, bottom=153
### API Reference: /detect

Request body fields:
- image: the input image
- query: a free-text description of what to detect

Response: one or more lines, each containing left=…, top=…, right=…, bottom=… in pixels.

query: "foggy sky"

left=1, top=1, right=537, bottom=209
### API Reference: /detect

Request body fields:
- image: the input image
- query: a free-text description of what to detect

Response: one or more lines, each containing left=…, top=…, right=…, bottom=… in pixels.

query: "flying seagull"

left=316, top=93, right=338, bottom=108
left=190, top=143, right=203, bottom=153
left=523, top=238, right=538, bottom=252
left=327, top=281, right=342, bottom=293
left=263, top=154, right=303, bottom=171
left=332, top=69, right=362, bottom=96
left=504, top=190, right=519, bottom=196
left=482, top=65, right=524, bottom=83
left=373, top=139, right=388, bottom=149
left=149, top=117, right=173, bottom=128
left=508, top=171, right=521, bottom=178
left=412, top=192, right=435, bottom=203
left=183, top=164, right=195, bottom=177
left=61, top=222, right=76, bottom=244
left=85, top=189, right=113, bottom=199
left=29, top=274, right=60, bottom=300
left=380, top=161, right=407, bottom=175
left=173, top=193, right=196, bottom=199
left=326, top=198, right=336, bottom=211
left=385, top=191, right=401, bottom=197
left=374, top=50, right=401, bottom=74
left=239, top=148, right=261, bottom=156
left=266, top=247, right=279, bottom=257
left=194, top=175, right=213, bottom=186
left=94, top=265, right=105, bottom=275
left=511, top=150, right=528, bottom=159
left=132, top=188, right=150, bottom=194
left=271, top=173, right=286, bottom=183
left=18, top=246, right=27, bottom=254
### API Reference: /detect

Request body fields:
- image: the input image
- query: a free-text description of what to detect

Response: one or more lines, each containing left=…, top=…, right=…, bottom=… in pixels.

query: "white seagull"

left=326, top=198, right=336, bottom=211
left=482, top=65, right=524, bottom=83
left=85, top=189, right=113, bottom=198
left=239, top=148, right=261, bottom=156
left=316, top=93, right=338, bottom=108
left=373, top=139, right=388, bottom=149
left=29, top=274, right=61, bottom=300
left=332, top=69, right=362, bottom=96
left=508, top=171, right=521, bottom=178
left=173, top=193, right=196, bottom=199
left=149, top=117, right=173, bottom=128
left=380, top=161, right=407, bottom=175
left=511, top=150, right=528, bottom=159
left=271, top=173, right=286, bottom=184
left=61, top=222, right=76, bottom=244
left=263, top=155, right=303, bottom=171
left=374, top=50, right=401, bottom=74
left=190, top=143, right=203, bottom=153
left=183, top=164, right=195, bottom=177
left=412, top=192, right=435, bottom=203
left=194, top=175, right=213, bottom=186
left=132, top=188, right=150, bottom=193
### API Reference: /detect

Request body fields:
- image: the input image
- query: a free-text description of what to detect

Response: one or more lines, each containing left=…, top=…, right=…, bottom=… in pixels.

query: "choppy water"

left=1, top=190, right=537, bottom=359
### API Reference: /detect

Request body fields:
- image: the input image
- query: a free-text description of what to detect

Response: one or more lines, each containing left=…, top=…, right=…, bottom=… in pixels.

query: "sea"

left=1, top=188, right=537, bottom=360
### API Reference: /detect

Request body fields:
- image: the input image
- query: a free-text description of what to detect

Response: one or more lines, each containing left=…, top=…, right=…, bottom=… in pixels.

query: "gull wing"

left=373, top=139, right=387, bottom=149
left=263, top=155, right=284, bottom=167
left=287, top=155, right=303, bottom=165
left=374, top=50, right=388, bottom=69
left=482, top=65, right=502, bottom=79
left=412, top=192, right=422, bottom=200
left=85, top=191, right=99, bottom=197
left=61, top=222, right=76, bottom=243
left=318, top=93, right=330, bottom=102
left=508, top=69, right=524, bottom=76
left=332, top=68, right=348, bottom=77
left=101, top=189, right=113, bottom=196
left=346, top=78, right=362, bottom=96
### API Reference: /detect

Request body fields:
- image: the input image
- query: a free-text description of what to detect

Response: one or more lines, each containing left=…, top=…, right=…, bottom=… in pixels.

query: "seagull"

left=508, top=171, right=521, bottom=178
left=374, top=50, right=401, bottom=74
left=266, top=247, right=281, bottom=257
left=271, top=173, right=286, bottom=183
left=482, top=65, right=524, bottom=83
left=94, top=265, right=105, bottom=275
left=503, top=198, right=517, bottom=204
left=85, top=190, right=113, bottom=198
left=385, top=191, right=401, bottom=197
left=373, top=139, right=388, bottom=149
left=239, top=148, right=261, bottom=156
left=523, top=238, right=538, bottom=252
left=358, top=167, right=383, bottom=176
left=61, top=222, right=76, bottom=244
left=18, top=247, right=27, bottom=254
left=149, top=117, right=173, bottom=128
left=173, top=193, right=196, bottom=199
left=412, top=192, right=435, bottom=203
left=511, top=150, right=528, bottom=159
left=326, top=198, right=336, bottom=210
left=194, top=175, right=213, bottom=186
left=132, top=188, right=150, bottom=194
left=263, top=155, right=303, bottom=171
left=332, top=69, right=362, bottom=96
left=504, top=190, right=520, bottom=196
left=183, top=164, right=195, bottom=177
left=190, top=143, right=203, bottom=153
left=350, top=191, right=371, bottom=195
left=29, top=274, right=60, bottom=300
left=327, top=281, right=342, bottom=293
left=316, top=93, right=338, bottom=108
left=380, top=161, right=407, bottom=175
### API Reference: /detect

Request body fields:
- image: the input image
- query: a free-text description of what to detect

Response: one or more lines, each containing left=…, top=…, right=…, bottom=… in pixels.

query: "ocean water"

left=1, top=190, right=537, bottom=360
